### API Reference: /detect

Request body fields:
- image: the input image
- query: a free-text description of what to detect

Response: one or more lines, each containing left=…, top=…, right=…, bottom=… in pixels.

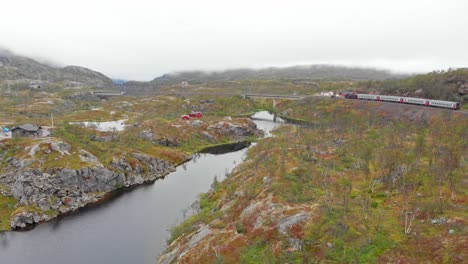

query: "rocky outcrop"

left=138, top=119, right=262, bottom=148
left=138, top=130, right=179, bottom=147
left=158, top=189, right=315, bottom=263
left=90, top=134, right=119, bottom=142
left=458, top=84, right=468, bottom=96
left=0, top=138, right=178, bottom=230
left=277, top=213, right=308, bottom=234
left=206, top=119, right=263, bottom=140
left=1, top=117, right=262, bottom=231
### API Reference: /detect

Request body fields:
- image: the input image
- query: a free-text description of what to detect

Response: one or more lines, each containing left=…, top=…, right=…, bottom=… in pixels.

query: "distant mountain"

left=112, top=79, right=127, bottom=85
left=121, top=65, right=408, bottom=95
left=148, top=65, right=407, bottom=85
left=0, top=48, right=114, bottom=89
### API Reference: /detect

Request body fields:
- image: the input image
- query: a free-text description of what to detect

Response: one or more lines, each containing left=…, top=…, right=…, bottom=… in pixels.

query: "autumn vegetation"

left=359, top=68, right=468, bottom=104
left=162, top=97, right=467, bottom=263
left=0, top=90, right=264, bottom=231
left=1, top=68, right=467, bottom=261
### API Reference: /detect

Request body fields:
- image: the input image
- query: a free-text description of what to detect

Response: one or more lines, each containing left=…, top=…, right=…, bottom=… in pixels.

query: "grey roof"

left=13, top=124, right=40, bottom=132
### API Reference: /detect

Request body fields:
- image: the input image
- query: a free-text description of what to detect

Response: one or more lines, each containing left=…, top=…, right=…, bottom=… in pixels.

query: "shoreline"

left=5, top=140, right=253, bottom=232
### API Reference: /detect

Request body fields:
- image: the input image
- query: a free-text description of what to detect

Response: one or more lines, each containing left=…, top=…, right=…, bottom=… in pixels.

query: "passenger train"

left=343, top=92, right=460, bottom=110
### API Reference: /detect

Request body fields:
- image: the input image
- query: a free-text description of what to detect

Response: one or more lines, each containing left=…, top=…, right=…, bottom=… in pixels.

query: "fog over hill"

left=122, top=65, right=409, bottom=94
left=150, top=65, right=407, bottom=84
left=1, top=47, right=406, bottom=93
left=0, top=47, right=115, bottom=89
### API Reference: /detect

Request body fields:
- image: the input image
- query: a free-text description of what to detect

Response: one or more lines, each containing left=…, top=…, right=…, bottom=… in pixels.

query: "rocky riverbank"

left=1, top=139, right=177, bottom=229
left=0, top=118, right=263, bottom=230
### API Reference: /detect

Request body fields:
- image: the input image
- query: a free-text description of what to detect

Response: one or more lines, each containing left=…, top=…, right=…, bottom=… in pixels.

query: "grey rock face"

left=1, top=145, right=178, bottom=229
left=10, top=212, right=35, bottom=229
left=138, top=130, right=179, bottom=147
left=131, top=153, right=176, bottom=176
left=156, top=138, right=179, bottom=147
left=431, top=217, right=448, bottom=225
left=188, top=225, right=212, bottom=248
left=288, top=238, right=304, bottom=251
left=79, top=150, right=99, bottom=164
left=277, top=213, right=308, bottom=234
left=207, top=120, right=262, bottom=140
left=89, top=134, right=119, bottom=142
left=8, top=158, right=34, bottom=169
left=50, top=141, right=71, bottom=155
left=200, top=131, right=216, bottom=143
left=189, top=120, right=203, bottom=127
left=77, top=167, right=125, bottom=192
left=57, top=168, right=79, bottom=189
left=0, top=51, right=115, bottom=88
left=139, top=130, right=155, bottom=141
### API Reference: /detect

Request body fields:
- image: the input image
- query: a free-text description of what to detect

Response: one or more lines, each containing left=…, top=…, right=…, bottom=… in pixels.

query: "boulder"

left=139, top=130, right=155, bottom=141
left=157, top=138, right=179, bottom=147
left=188, top=225, right=212, bottom=248
left=189, top=120, right=203, bottom=127
left=89, top=134, right=119, bottom=142
left=50, top=141, right=71, bottom=155
left=207, top=120, right=261, bottom=140
left=79, top=150, right=100, bottom=164
left=200, top=131, right=216, bottom=143
left=277, top=213, right=308, bottom=234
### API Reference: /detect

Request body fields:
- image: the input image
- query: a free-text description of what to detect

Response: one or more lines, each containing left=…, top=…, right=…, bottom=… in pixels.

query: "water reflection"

left=251, top=110, right=284, bottom=123
left=0, top=232, right=9, bottom=249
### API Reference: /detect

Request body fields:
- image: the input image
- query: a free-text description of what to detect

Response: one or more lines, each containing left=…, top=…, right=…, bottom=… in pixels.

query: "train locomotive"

left=343, top=92, right=460, bottom=110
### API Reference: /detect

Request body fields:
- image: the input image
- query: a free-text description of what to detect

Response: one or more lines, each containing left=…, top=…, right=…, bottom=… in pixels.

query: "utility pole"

left=51, top=113, right=54, bottom=130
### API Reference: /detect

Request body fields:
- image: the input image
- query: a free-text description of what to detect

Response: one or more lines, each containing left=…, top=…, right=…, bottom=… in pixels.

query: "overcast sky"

left=1, top=0, right=467, bottom=81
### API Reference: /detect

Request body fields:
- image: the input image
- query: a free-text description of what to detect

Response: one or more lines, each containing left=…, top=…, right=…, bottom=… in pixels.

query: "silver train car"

left=346, top=93, right=460, bottom=110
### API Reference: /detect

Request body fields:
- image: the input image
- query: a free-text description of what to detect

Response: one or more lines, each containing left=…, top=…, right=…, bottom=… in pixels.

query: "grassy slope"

left=0, top=194, right=17, bottom=230
left=359, top=68, right=468, bottom=103
left=164, top=98, right=467, bottom=263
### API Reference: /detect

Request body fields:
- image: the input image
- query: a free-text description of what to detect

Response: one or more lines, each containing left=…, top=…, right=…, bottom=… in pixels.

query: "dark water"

left=0, top=112, right=281, bottom=264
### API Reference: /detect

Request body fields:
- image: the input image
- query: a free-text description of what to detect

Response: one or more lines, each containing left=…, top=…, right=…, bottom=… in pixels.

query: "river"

left=0, top=111, right=282, bottom=264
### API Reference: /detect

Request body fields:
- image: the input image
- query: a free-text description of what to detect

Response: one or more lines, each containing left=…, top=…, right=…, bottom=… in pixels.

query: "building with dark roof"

left=11, top=124, right=40, bottom=137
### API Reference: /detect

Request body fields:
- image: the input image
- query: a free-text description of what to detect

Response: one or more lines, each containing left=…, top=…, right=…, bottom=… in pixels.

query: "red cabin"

left=189, top=112, right=203, bottom=118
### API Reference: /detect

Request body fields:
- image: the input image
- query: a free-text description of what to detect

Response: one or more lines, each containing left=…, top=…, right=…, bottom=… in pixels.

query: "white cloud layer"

left=1, top=0, right=467, bottom=80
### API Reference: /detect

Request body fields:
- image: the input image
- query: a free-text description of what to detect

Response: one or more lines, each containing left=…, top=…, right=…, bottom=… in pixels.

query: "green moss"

left=239, top=241, right=275, bottom=264
left=236, top=222, right=247, bottom=234
left=0, top=195, right=18, bottom=231
left=44, top=210, right=58, bottom=217
left=275, top=169, right=316, bottom=203
left=349, top=233, right=395, bottom=263
left=167, top=215, right=199, bottom=244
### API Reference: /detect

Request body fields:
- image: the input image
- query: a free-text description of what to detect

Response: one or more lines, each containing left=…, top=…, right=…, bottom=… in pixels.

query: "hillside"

left=159, top=98, right=467, bottom=263
left=0, top=48, right=115, bottom=89
left=361, top=68, right=468, bottom=102
left=0, top=93, right=266, bottom=231
left=152, top=65, right=405, bottom=83
left=121, top=65, right=406, bottom=95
